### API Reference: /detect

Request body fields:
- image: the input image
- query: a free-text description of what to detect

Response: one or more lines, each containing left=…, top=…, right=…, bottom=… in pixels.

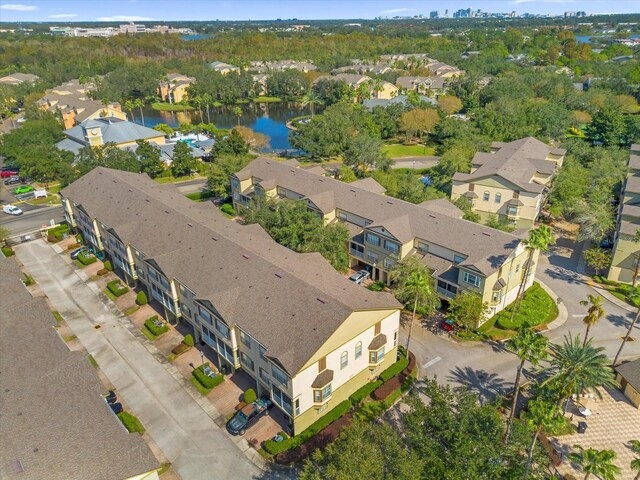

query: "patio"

left=549, top=387, right=640, bottom=480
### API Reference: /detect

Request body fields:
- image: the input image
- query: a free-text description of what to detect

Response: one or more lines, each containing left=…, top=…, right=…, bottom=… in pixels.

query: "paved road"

left=15, top=240, right=262, bottom=480
left=176, top=179, right=208, bottom=195
left=390, top=156, right=440, bottom=170
left=0, top=205, right=64, bottom=238
left=403, top=235, right=640, bottom=403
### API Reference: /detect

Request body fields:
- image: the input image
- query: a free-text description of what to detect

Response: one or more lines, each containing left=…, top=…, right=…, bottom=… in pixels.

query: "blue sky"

left=0, top=0, right=638, bottom=22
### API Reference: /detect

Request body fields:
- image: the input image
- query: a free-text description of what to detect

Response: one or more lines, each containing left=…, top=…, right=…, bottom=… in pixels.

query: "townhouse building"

left=233, top=158, right=537, bottom=320
left=313, top=74, right=398, bottom=101
left=157, top=73, right=195, bottom=103
left=608, top=145, right=640, bottom=284
left=0, top=72, right=39, bottom=85
left=395, top=76, right=448, bottom=96
left=451, top=137, right=566, bottom=228
left=60, top=168, right=401, bottom=435
left=209, top=61, right=241, bottom=75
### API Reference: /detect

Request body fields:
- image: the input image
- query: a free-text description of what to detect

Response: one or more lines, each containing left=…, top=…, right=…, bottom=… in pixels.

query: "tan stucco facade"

left=616, top=373, right=640, bottom=408
left=371, top=82, right=399, bottom=100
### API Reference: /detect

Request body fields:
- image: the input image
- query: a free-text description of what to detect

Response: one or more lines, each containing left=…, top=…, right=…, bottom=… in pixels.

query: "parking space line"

left=422, top=356, right=442, bottom=369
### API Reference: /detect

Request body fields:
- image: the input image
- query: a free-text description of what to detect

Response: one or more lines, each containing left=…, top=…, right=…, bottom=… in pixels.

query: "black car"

left=104, top=390, right=117, bottom=404
left=226, top=397, right=272, bottom=435
left=4, top=176, right=20, bottom=185
left=70, top=247, right=89, bottom=260
left=110, top=402, right=123, bottom=414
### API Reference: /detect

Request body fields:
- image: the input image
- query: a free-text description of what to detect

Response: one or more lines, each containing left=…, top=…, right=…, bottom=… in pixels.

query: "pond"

left=136, top=102, right=321, bottom=151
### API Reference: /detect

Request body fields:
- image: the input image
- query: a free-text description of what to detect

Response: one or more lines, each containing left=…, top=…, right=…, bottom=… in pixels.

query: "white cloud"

left=0, top=4, right=37, bottom=11
left=96, top=15, right=154, bottom=21
left=49, top=13, right=78, bottom=18
left=378, top=8, right=414, bottom=15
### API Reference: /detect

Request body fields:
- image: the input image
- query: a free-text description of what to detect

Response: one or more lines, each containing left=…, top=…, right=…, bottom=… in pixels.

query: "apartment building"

left=0, top=72, right=39, bottom=85
left=233, top=158, right=537, bottom=320
left=395, top=76, right=448, bottom=96
left=60, top=168, right=401, bottom=435
left=209, top=61, right=241, bottom=75
left=0, top=255, right=160, bottom=480
left=451, top=137, right=566, bottom=228
left=37, top=79, right=126, bottom=129
left=157, top=73, right=195, bottom=103
left=314, top=74, right=398, bottom=100
left=608, top=145, right=640, bottom=284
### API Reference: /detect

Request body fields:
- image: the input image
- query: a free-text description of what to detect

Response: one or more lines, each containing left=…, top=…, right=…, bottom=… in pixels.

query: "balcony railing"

left=437, top=286, right=457, bottom=299
left=350, top=247, right=364, bottom=258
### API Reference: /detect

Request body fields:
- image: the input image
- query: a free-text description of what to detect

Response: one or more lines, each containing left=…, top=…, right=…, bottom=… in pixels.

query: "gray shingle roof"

left=396, top=76, right=446, bottom=90
left=61, top=118, right=163, bottom=147
left=61, top=168, right=400, bottom=374
left=0, top=72, right=39, bottom=84
left=236, top=158, right=522, bottom=276
left=615, top=358, right=640, bottom=391
left=0, top=256, right=159, bottom=480
left=453, top=137, right=565, bottom=193
left=362, top=94, right=436, bottom=109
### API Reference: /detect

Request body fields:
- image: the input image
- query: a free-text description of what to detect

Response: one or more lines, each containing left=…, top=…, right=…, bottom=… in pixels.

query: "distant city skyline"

left=0, top=0, right=638, bottom=22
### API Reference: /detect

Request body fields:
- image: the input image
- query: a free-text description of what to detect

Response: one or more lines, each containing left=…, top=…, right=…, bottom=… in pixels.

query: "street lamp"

left=199, top=349, right=204, bottom=366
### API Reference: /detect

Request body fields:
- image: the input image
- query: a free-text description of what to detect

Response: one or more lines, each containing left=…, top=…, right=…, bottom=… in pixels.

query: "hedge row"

left=107, top=280, right=129, bottom=297
left=264, top=400, right=352, bottom=456
left=172, top=342, right=191, bottom=356
left=192, top=363, right=225, bottom=390
left=49, top=224, right=69, bottom=241
left=144, top=316, right=168, bottom=336
left=77, top=251, right=97, bottom=265
left=349, top=379, right=383, bottom=406
left=2, top=247, right=14, bottom=257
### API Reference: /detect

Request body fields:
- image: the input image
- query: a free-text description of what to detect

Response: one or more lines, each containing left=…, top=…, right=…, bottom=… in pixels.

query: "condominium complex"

left=609, top=145, right=640, bottom=284
left=451, top=137, right=566, bottom=228
left=157, top=73, right=195, bottom=103
left=233, top=158, right=537, bottom=320
left=0, top=255, right=160, bottom=480
left=60, top=168, right=401, bottom=435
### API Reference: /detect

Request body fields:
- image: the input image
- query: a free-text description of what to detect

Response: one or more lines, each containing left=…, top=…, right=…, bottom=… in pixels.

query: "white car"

left=3, top=205, right=23, bottom=215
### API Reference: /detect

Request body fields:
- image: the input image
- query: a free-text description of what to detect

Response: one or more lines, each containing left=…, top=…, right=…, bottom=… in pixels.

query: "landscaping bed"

left=77, top=250, right=97, bottom=266
left=593, top=275, right=640, bottom=307
left=490, top=282, right=558, bottom=331
left=191, top=362, right=224, bottom=394
left=47, top=224, right=69, bottom=242
left=144, top=315, right=168, bottom=336
left=118, top=411, right=146, bottom=434
left=382, top=143, right=436, bottom=158
left=266, top=350, right=416, bottom=464
left=107, top=279, right=129, bottom=297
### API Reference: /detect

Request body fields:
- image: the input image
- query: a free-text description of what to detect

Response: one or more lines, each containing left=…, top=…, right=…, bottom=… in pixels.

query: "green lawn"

left=382, top=143, right=436, bottom=158
left=26, top=195, right=61, bottom=206
left=151, top=102, right=194, bottom=112
left=491, top=282, right=558, bottom=331
left=252, top=96, right=282, bottom=103
left=141, top=326, right=158, bottom=341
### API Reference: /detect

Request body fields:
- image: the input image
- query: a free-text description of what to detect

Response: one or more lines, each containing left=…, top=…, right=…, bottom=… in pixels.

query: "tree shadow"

left=254, top=463, right=300, bottom=479
left=486, top=339, right=509, bottom=354
left=544, top=266, right=585, bottom=285
left=606, top=312, right=635, bottom=329
left=447, top=366, right=510, bottom=405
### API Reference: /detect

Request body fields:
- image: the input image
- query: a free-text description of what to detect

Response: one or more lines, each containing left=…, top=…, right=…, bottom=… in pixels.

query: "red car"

left=1, top=170, right=18, bottom=178
left=440, top=319, right=456, bottom=331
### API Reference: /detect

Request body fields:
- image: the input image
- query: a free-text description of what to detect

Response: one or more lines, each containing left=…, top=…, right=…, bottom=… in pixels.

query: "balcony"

left=350, top=247, right=364, bottom=258
left=437, top=286, right=457, bottom=299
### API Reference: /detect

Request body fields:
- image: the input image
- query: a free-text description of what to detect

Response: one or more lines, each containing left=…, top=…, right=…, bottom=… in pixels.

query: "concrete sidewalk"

left=15, top=240, right=262, bottom=480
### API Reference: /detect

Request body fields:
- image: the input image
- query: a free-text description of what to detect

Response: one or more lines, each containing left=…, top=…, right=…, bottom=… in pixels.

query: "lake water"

left=181, top=34, right=212, bottom=40
left=137, top=102, right=321, bottom=151
left=576, top=33, right=640, bottom=44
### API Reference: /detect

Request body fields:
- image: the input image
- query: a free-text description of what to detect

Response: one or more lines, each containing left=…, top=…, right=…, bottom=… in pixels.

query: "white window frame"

left=463, top=271, right=481, bottom=287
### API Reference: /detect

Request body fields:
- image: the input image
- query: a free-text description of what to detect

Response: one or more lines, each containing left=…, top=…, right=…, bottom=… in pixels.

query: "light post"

left=199, top=349, right=204, bottom=367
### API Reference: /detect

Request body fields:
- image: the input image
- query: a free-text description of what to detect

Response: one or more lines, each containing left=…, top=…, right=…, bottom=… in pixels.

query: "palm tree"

left=569, top=446, right=620, bottom=480
left=134, top=98, right=145, bottom=125
left=504, top=328, right=548, bottom=442
left=233, top=106, right=242, bottom=126
left=524, top=399, right=561, bottom=478
left=301, top=90, right=321, bottom=118
left=509, top=225, right=555, bottom=324
left=543, top=334, right=615, bottom=412
left=629, top=439, right=640, bottom=480
left=389, top=257, right=439, bottom=352
left=579, top=294, right=605, bottom=346
left=123, top=99, right=136, bottom=122
left=613, top=286, right=640, bottom=366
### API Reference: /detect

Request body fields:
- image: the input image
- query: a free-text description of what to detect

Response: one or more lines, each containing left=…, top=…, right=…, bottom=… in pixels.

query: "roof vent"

left=386, top=201, right=393, bottom=205
left=274, top=273, right=282, bottom=278
left=429, top=214, right=436, bottom=218
left=211, top=236, right=218, bottom=241
left=187, top=223, right=193, bottom=227
left=350, top=189, right=356, bottom=193
left=165, top=210, right=170, bottom=214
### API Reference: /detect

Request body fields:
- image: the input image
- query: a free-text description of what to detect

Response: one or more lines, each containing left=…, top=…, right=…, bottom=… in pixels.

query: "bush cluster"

left=192, top=363, right=225, bottom=390
left=107, top=279, right=129, bottom=297
left=220, top=203, right=236, bottom=216
left=2, top=246, right=14, bottom=257
left=77, top=251, right=97, bottom=265
left=136, top=291, right=148, bottom=305
left=97, top=268, right=109, bottom=276
left=244, top=388, right=257, bottom=404
left=117, top=411, right=146, bottom=434
left=48, top=224, right=69, bottom=241
left=183, top=334, right=194, bottom=346
left=144, top=316, right=168, bottom=336
left=494, top=282, right=558, bottom=330
left=103, top=260, right=113, bottom=271
left=172, top=342, right=191, bottom=356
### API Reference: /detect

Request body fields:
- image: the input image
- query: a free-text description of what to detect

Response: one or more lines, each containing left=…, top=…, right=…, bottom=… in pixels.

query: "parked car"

left=104, top=390, right=117, bottom=404
left=349, top=269, right=371, bottom=285
left=70, top=247, right=89, bottom=260
left=226, top=397, right=272, bottom=435
left=14, top=185, right=34, bottom=195
left=1, top=170, right=18, bottom=178
left=109, top=402, right=123, bottom=414
left=440, top=318, right=456, bottom=331
left=4, top=176, right=20, bottom=185
left=3, top=205, right=23, bottom=216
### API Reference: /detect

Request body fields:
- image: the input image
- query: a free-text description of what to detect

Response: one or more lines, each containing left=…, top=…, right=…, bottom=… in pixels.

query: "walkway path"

left=15, top=240, right=262, bottom=480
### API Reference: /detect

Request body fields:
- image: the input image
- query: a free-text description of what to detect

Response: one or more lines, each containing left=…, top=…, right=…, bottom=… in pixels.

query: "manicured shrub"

left=136, top=291, right=148, bottom=305
left=220, top=203, right=235, bottom=215
left=349, top=379, right=383, bottom=405
left=494, top=283, right=557, bottom=330
left=117, top=411, right=146, bottom=434
left=22, top=273, right=35, bottom=286
left=144, top=316, right=169, bottom=336
left=49, top=224, right=69, bottom=241
left=104, top=260, right=113, bottom=271
left=2, top=246, right=14, bottom=257
left=366, top=281, right=386, bottom=292
left=193, top=363, right=225, bottom=389
left=172, top=342, right=191, bottom=356
left=77, top=251, right=97, bottom=265
left=107, top=279, right=129, bottom=297
left=75, top=233, right=83, bottom=243
left=66, top=242, right=81, bottom=251
left=379, top=353, right=409, bottom=382
left=183, top=334, right=194, bottom=347
left=97, top=268, right=109, bottom=276
left=244, top=388, right=257, bottom=404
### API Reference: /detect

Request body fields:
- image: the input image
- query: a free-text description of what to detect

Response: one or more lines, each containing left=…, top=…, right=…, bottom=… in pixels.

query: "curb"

left=534, top=280, right=568, bottom=331
left=588, top=282, right=636, bottom=313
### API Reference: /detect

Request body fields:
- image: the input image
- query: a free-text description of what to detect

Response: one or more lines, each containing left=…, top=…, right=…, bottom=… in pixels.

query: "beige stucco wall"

left=608, top=235, right=639, bottom=284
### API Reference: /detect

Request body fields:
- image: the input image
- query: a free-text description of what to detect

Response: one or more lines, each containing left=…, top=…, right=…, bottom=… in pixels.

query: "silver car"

left=349, top=269, right=370, bottom=285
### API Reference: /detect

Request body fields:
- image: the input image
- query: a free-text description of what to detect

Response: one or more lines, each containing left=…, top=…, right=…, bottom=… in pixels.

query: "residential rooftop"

left=615, top=358, right=640, bottom=391
left=453, top=137, right=566, bottom=194
left=236, top=158, right=523, bottom=276
left=0, top=255, right=159, bottom=480
left=60, top=168, right=399, bottom=374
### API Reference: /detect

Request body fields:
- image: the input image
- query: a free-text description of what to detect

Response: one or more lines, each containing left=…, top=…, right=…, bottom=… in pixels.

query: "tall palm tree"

left=524, top=399, right=561, bottom=478
left=509, top=225, right=555, bottom=324
left=579, top=294, right=606, bottom=346
left=613, top=286, right=640, bottom=366
left=543, top=334, right=615, bottom=412
left=569, top=446, right=620, bottom=480
left=301, top=90, right=321, bottom=118
left=123, top=99, right=136, bottom=122
left=504, top=328, right=548, bottom=442
left=389, top=257, right=439, bottom=352
left=629, top=439, right=640, bottom=480
left=134, top=98, right=145, bottom=125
